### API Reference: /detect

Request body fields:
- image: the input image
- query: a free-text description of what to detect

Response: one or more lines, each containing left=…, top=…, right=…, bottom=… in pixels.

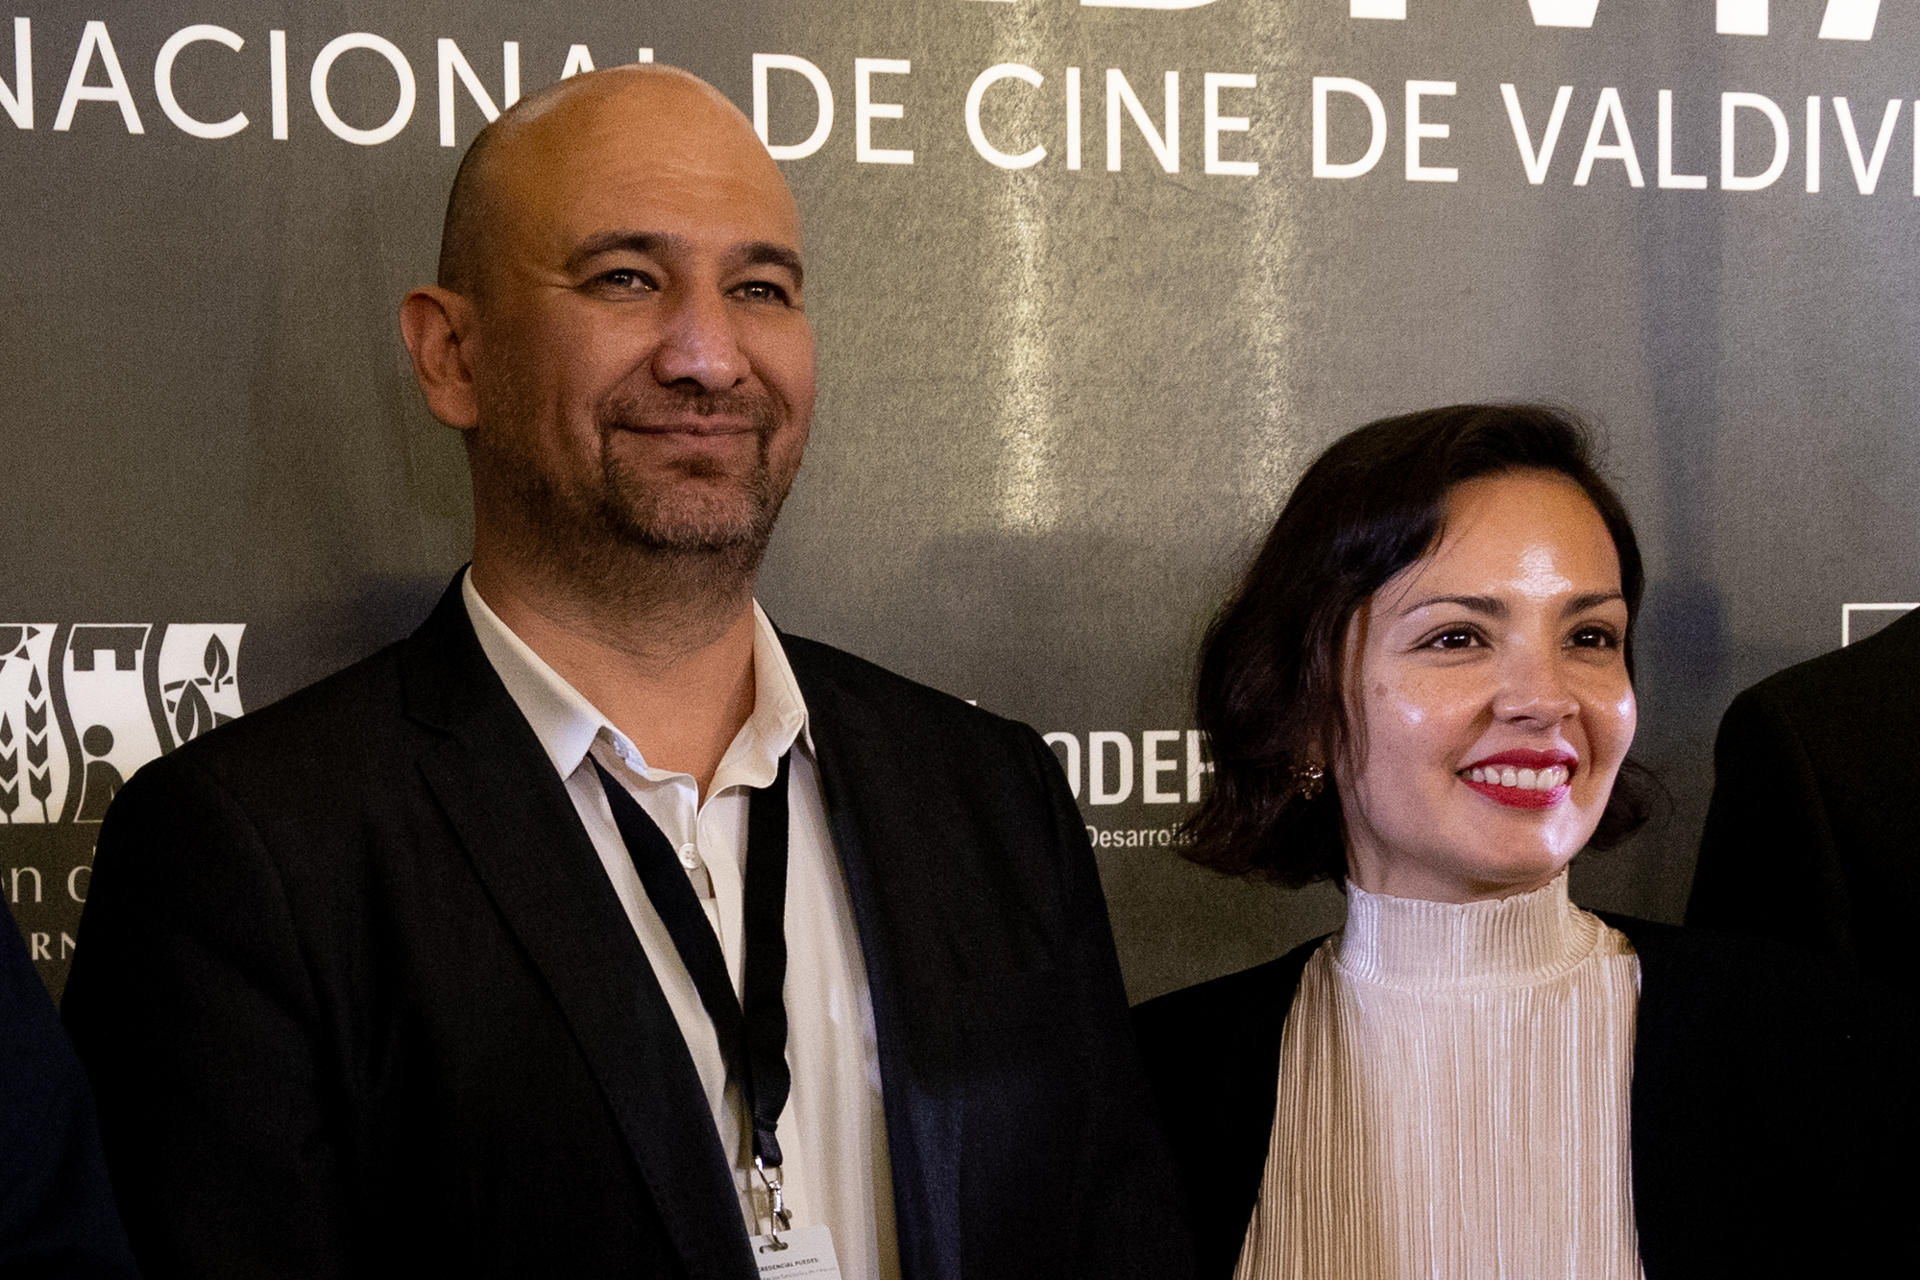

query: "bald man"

left=62, top=68, right=1189, bottom=1280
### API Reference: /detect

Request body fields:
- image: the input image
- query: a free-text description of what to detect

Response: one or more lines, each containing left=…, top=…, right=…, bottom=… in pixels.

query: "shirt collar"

left=461, top=569, right=812, bottom=787
left=1334, top=871, right=1598, bottom=991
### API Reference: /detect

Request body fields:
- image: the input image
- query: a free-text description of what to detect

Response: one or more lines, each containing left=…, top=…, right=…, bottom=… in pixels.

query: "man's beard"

left=587, top=385, right=789, bottom=559
left=479, top=384, right=797, bottom=598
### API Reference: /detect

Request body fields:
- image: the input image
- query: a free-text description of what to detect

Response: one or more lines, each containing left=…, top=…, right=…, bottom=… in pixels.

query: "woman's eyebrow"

left=1564, top=591, right=1626, bottom=615
left=1399, top=594, right=1504, bottom=619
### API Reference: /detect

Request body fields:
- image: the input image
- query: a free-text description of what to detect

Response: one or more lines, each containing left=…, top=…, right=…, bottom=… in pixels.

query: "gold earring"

left=1293, top=761, right=1326, bottom=801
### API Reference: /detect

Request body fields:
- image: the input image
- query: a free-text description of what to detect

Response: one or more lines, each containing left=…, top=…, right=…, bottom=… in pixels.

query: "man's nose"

left=651, top=287, right=749, bottom=391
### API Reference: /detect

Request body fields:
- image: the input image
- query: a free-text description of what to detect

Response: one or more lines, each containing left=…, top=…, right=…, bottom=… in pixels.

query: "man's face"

left=465, top=76, right=815, bottom=571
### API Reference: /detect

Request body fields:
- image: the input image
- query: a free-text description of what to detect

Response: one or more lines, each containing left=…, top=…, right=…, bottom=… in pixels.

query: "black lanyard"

left=591, top=754, right=793, bottom=1180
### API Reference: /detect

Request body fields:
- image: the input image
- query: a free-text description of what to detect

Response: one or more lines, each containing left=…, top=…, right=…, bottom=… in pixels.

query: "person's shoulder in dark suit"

left=782, top=631, right=1030, bottom=755
left=1687, top=606, right=1920, bottom=997
left=782, top=632, right=1196, bottom=1279
left=2, top=898, right=139, bottom=1279
left=57, top=632, right=436, bottom=1277
left=781, top=632, right=1081, bottom=833
left=1130, top=942, right=1317, bottom=1280
left=63, top=606, right=1193, bottom=1279
left=1610, top=914, right=1917, bottom=1276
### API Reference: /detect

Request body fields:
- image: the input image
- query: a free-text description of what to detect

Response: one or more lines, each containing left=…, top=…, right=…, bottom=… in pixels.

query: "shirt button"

left=678, top=843, right=700, bottom=870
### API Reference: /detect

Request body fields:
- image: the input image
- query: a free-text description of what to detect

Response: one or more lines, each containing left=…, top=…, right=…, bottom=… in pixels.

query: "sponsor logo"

left=1045, top=728, right=1210, bottom=806
left=0, top=623, right=246, bottom=824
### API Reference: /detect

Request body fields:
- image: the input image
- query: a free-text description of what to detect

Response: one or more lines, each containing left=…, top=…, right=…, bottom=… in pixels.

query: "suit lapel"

left=402, top=582, right=757, bottom=1280
left=789, top=653, right=962, bottom=1280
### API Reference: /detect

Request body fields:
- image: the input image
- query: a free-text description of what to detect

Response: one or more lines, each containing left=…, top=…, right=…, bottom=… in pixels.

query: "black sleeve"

left=1021, top=725, right=1196, bottom=1280
left=1132, top=952, right=1309, bottom=1280
left=1, top=898, right=139, bottom=1279
left=1623, top=921, right=1919, bottom=1277
left=1686, top=684, right=1857, bottom=969
left=61, top=758, right=352, bottom=1280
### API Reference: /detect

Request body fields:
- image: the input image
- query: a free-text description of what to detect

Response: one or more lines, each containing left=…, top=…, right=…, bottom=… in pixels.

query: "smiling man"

left=63, top=67, right=1188, bottom=1280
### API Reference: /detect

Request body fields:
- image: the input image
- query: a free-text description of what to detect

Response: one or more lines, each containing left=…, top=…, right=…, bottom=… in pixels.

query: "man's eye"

left=595, top=268, right=655, bottom=291
left=733, top=280, right=791, bottom=304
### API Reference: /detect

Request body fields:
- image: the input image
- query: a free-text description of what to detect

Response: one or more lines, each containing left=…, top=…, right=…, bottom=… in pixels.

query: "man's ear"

left=399, top=286, right=481, bottom=431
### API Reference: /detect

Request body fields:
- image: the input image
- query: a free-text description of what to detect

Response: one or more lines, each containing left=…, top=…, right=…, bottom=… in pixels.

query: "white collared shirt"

left=463, top=573, right=899, bottom=1280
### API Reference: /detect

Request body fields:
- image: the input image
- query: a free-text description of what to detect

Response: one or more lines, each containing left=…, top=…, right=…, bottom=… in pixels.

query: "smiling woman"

left=1336, top=469, right=1638, bottom=901
left=1134, top=405, right=1914, bottom=1280
left=1181, top=404, right=1654, bottom=891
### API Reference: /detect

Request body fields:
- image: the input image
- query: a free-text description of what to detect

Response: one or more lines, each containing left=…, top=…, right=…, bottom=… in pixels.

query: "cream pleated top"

left=1233, top=873, right=1645, bottom=1280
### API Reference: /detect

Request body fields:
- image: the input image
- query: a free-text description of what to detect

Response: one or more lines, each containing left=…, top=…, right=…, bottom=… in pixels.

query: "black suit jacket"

left=1134, top=916, right=1914, bottom=1280
left=1688, top=606, right=1920, bottom=1014
left=1, top=899, right=138, bottom=1279
left=62, top=581, right=1190, bottom=1280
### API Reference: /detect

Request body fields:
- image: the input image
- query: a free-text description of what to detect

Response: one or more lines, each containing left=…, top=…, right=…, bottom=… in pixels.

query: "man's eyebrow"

left=1400, top=594, right=1506, bottom=619
left=740, top=242, right=804, bottom=289
left=564, top=230, right=671, bottom=274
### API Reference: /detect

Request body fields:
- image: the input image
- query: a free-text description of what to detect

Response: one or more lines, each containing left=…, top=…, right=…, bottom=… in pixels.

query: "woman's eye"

left=1568, top=624, right=1620, bottom=649
left=1423, top=626, right=1481, bottom=651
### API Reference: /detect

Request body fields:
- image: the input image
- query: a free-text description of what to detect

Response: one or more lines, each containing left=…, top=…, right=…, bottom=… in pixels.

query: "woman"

left=1135, top=405, right=1911, bottom=1280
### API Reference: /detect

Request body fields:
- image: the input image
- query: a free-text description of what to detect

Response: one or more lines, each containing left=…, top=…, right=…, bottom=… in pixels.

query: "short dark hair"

left=1182, top=403, right=1656, bottom=884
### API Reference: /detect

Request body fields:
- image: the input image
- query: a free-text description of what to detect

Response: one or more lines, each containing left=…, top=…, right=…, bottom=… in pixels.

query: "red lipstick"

left=1458, top=749, right=1577, bottom=810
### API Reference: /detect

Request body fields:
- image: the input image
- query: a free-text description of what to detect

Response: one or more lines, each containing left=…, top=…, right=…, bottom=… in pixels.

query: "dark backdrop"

left=5, top=0, right=1916, bottom=1000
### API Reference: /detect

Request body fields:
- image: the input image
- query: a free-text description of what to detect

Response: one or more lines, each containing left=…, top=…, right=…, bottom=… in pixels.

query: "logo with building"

left=0, top=623, right=246, bottom=824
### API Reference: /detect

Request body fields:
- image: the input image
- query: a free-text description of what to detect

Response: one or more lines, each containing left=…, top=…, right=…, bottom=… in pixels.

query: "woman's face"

left=1335, top=470, right=1637, bottom=902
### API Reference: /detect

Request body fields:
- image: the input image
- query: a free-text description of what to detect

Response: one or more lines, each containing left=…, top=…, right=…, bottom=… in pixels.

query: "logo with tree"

left=0, top=622, right=247, bottom=824
left=0, top=625, right=55, bottom=824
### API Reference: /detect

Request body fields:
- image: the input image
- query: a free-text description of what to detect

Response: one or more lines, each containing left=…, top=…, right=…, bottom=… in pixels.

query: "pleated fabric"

left=1233, top=874, right=1645, bottom=1280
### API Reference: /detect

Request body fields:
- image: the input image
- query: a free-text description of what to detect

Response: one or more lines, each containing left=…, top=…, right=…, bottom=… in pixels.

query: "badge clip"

left=754, top=1155, right=793, bottom=1242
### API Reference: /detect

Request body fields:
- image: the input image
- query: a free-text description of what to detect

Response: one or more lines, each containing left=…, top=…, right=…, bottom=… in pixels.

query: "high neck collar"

left=1334, top=872, right=1601, bottom=991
